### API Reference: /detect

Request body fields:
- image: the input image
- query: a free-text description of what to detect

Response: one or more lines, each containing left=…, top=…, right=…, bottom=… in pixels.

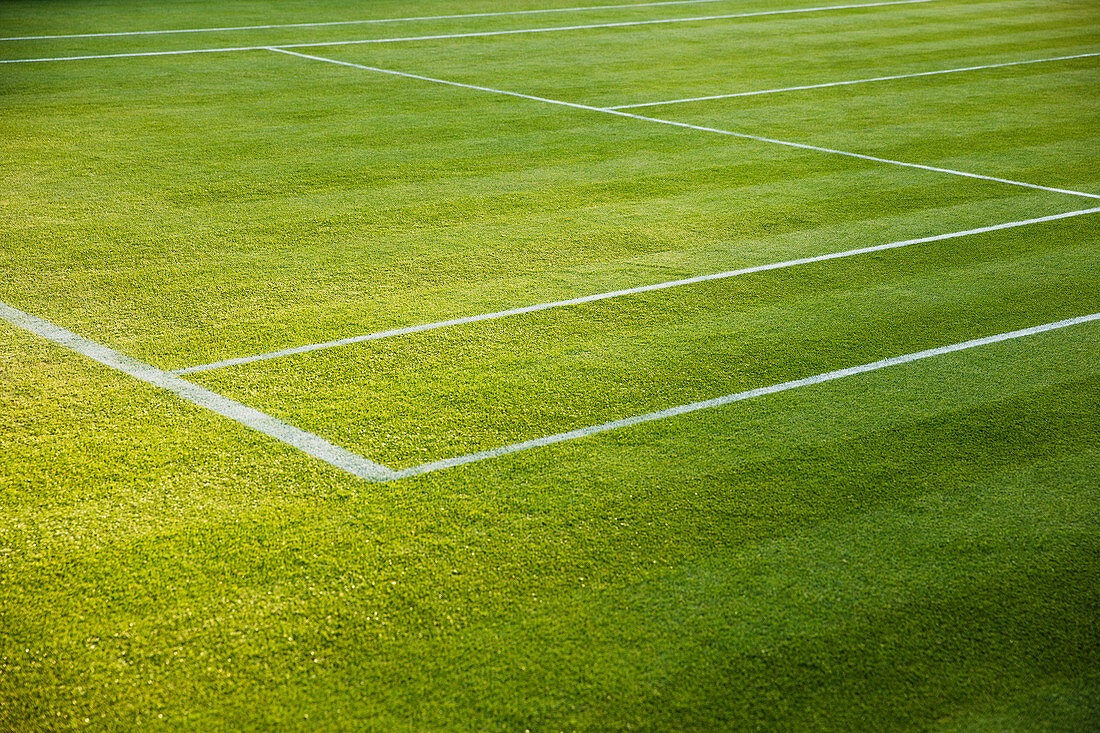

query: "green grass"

left=2, top=0, right=1098, bottom=729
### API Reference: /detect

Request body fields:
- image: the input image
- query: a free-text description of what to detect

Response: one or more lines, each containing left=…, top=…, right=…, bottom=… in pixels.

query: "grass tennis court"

left=1, top=0, right=1098, bottom=729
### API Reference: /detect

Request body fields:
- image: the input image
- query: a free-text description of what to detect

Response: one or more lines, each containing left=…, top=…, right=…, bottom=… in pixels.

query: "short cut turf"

left=1, top=0, right=1098, bottom=729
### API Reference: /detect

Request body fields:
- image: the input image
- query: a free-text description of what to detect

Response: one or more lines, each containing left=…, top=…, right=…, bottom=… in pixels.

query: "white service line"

left=392, top=312, right=1100, bottom=479
left=270, top=49, right=1100, bottom=200
left=0, top=301, right=397, bottom=482
left=606, top=51, right=1100, bottom=108
left=0, top=0, right=814, bottom=41
left=0, top=0, right=935, bottom=63
left=173, top=205, right=1100, bottom=375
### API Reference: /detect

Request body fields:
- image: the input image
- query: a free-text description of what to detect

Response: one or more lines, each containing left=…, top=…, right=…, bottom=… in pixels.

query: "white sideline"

left=172, top=206, right=1100, bottom=374
left=606, top=51, right=1100, bottom=108
left=269, top=49, right=1100, bottom=203
left=0, top=0, right=935, bottom=63
left=392, top=313, right=1100, bottom=479
left=0, top=0, right=838, bottom=41
left=0, top=301, right=397, bottom=482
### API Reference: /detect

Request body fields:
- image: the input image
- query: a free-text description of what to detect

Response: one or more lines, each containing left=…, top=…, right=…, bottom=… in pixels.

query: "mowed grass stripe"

left=660, top=60, right=1100, bottom=192
left=174, top=207, right=1100, bottom=374
left=191, top=218, right=1100, bottom=467
left=305, top=2, right=1095, bottom=200
left=6, top=344, right=1096, bottom=727
left=272, top=50, right=1100, bottom=203
left=394, top=313, right=1100, bottom=478
left=0, top=0, right=853, bottom=41
left=5, top=48, right=1071, bottom=368
left=371, top=442, right=1100, bottom=729
left=0, top=0, right=936, bottom=63
left=605, top=51, right=1100, bottom=108
left=8, top=265, right=1094, bottom=483
left=336, top=0, right=1096, bottom=108
left=5, top=301, right=1092, bottom=483
left=6, top=299, right=1096, bottom=727
left=0, top=0, right=872, bottom=48
left=2, top=0, right=1098, bottom=727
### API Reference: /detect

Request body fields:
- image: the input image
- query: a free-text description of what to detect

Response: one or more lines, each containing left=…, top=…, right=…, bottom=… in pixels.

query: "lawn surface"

left=1, top=0, right=1098, bottom=729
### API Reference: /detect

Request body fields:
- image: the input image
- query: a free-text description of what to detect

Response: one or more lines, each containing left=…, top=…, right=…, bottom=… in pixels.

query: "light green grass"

left=1, top=0, right=1098, bottom=729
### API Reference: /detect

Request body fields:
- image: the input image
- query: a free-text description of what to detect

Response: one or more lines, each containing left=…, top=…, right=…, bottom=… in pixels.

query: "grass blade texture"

left=1, top=0, right=1098, bottom=729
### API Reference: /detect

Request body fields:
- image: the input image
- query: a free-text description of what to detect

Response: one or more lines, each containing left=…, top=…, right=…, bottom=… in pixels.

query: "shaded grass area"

left=364, top=451, right=1100, bottom=732
left=2, top=323, right=1097, bottom=728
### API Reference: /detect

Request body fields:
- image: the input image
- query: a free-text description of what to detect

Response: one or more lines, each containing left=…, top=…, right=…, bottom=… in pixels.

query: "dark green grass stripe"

left=173, top=206, right=1100, bottom=375
left=389, top=450, right=1100, bottom=730
left=194, top=224, right=1097, bottom=466
left=0, top=0, right=889, bottom=42
left=8, top=379, right=1093, bottom=728
left=8, top=40, right=1084, bottom=366
left=393, top=313, right=1099, bottom=478
left=338, top=0, right=1097, bottom=107
left=606, top=51, right=1100, bottom=108
left=261, top=49, right=1100, bottom=200
left=0, top=0, right=937, bottom=64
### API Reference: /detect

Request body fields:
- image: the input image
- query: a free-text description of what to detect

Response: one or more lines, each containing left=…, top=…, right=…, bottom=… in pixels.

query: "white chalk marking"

left=0, top=301, right=396, bottom=482
left=393, top=313, right=1100, bottom=478
left=606, top=51, right=1100, bottom=108
left=173, top=206, right=1100, bottom=374
left=268, top=49, right=1100, bottom=203
left=0, top=0, right=827, bottom=41
left=0, top=0, right=935, bottom=63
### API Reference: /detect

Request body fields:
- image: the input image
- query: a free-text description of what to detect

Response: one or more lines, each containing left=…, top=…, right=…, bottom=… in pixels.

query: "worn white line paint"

left=173, top=206, right=1100, bottom=374
left=0, top=0, right=814, bottom=41
left=0, top=301, right=397, bottom=482
left=0, top=0, right=935, bottom=63
left=269, top=50, right=1100, bottom=203
left=607, top=51, right=1100, bottom=108
left=393, top=313, right=1100, bottom=478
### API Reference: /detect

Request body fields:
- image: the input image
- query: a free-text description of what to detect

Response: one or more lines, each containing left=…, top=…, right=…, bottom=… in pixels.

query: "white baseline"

left=173, top=206, right=1100, bottom=374
left=0, top=301, right=396, bottom=482
left=606, top=51, right=1100, bottom=108
left=393, top=313, right=1100, bottom=479
left=0, top=0, right=934, bottom=63
left=0, top=0, right=843, bottom=41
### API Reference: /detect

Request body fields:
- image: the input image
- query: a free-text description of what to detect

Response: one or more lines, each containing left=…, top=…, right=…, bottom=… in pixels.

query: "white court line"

left=393, top=313, right=1100, bottom=479
left=606, top=51, right=1100, bottom=108
left=271, top=50, right=1100, bottom=203
left=7, top=301, right=1095, bottom=483
left=173, top=206, right=1100, bottom=374
left=0, top=0, right=810, bottom=41
left=0, top=301, right=397, bottom=482
left=0, top=0, right=935, bottom=63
